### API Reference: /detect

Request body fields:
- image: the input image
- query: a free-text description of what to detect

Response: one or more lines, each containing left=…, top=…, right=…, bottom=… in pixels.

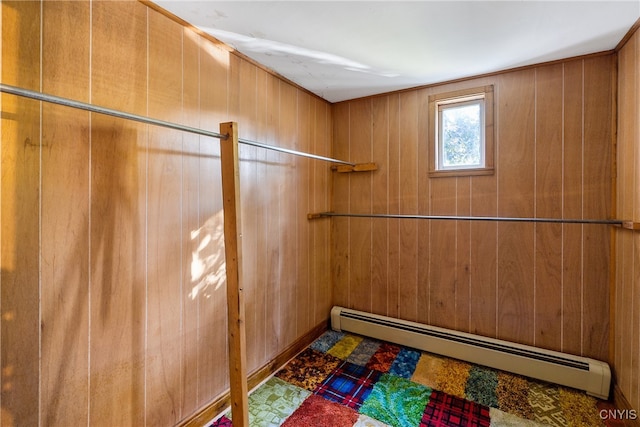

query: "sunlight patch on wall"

left=190, top=209, right=226, bottom=300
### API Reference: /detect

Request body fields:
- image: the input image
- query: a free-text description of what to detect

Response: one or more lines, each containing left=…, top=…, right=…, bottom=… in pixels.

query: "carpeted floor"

left=210, top=330, right=620, bottom=427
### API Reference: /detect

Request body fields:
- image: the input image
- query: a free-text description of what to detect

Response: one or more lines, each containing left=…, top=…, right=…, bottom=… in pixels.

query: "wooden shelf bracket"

left=331, top=162, right=378, bottom=173
left=621, top=221, right=640, bottom=231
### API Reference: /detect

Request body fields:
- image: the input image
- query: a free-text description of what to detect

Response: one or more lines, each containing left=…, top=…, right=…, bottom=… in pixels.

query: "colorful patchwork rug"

left=211, top=331, right=618, bottom=427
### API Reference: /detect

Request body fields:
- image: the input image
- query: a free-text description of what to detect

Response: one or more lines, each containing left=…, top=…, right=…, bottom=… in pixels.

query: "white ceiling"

left=154, top=1, right=640, bottom=103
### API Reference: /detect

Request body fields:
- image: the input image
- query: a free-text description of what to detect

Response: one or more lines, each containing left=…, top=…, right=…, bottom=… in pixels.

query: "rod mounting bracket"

left=331, top=162, right=378, bottom=173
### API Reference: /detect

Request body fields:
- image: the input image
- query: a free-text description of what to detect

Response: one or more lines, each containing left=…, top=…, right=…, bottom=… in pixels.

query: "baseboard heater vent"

left=331, top=306, right=611, bottom=399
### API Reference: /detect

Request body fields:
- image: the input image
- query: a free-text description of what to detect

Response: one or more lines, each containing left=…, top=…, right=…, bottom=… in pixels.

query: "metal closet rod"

left=315, top=212, right=624, bottom=225
left=0, top=83, right=355, bottom=166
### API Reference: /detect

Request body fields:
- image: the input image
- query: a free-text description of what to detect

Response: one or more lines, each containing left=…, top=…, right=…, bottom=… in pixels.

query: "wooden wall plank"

left=469, top=175, right=498, bottom=338
left=332, top=102, right=351, bottom=308
left=296, top=91, right=312, bottom=337
left=264, top=73, right=282, bottom=359
left=349, top=99, right=373, bottom=313
left=398, top=92, right=419, bottom=322
left=253, top=67, right=268, bottom=364
left=90, top=2, right=148, bottom=425
left=429, top=177, right=457, bottom=330
left=371, top=96, right=389, bottom=316
left=146, top=11, right=183, bottom=424
left=583, top=56, right=612, bottom=362
left=312, top=98, right=332, bottom=325
left=615, top=29, right=636, bottom=402
left=237, top=57, right=261, bottom=372
left=562, top=60, right=584, bottom=356
left=496, top=70, right=536, bottom=346
left=40, top=2, right=90, bottom=426
left=534, top=63, right=563, bottom=352
left=417, top=90, right=431, bottom=326
left=387, top=94, right=401, bottom=318
left=181, top=26, right=201, bottom=419
left=456, top=178, right=471, bottom=332
left=90, top=112, right=148, bottom=427
left=1, top=2, right=41, bottom=425
left=279, top=82, right=298, bottom=347
left=198, top=36, right=229, bottom=405
left=633, top=32, right=640, bottom=409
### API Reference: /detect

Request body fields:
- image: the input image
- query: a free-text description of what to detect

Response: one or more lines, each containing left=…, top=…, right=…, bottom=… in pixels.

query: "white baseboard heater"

left=331, top=306, right=611, bottom=400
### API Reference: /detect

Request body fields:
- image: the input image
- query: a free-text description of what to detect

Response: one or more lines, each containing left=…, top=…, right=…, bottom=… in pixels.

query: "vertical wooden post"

left=220, top=122, right=249, bottom=426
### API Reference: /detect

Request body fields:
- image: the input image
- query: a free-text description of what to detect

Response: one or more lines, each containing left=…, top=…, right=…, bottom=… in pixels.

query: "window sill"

left=428, top=167, right=494, bottom=178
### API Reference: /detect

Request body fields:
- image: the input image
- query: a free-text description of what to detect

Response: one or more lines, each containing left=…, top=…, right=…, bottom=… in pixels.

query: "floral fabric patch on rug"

left=359, top=373, right=431, bottom=427
left=276, top=348, right=342, bottom=391
left=366, top=343, right=402, bottom=373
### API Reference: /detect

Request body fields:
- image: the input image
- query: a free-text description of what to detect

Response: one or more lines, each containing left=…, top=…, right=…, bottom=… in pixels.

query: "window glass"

left=439, top=99, right=484, bottom=169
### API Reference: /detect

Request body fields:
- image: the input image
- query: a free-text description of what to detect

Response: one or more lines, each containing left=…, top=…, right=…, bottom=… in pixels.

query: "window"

left=429, top=85, right=494, bottom=177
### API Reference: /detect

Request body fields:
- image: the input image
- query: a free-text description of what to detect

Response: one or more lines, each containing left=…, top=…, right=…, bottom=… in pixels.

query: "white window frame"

left=436, top=95, right=486, bottom=171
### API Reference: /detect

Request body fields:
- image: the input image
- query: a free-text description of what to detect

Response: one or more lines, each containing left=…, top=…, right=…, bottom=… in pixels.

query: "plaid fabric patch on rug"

left=275, top=348, right=342, bottom=391
left=366, top=343, right=402, bottom=373
left=389, top=348, right=421, bottom=379
left=421, top=390, right=491, bottom=427
left=282, top=394, right=359, bottom=427
left=359, top=373, right=431, bottom=427
left=315, top=361, right=381, bottom=409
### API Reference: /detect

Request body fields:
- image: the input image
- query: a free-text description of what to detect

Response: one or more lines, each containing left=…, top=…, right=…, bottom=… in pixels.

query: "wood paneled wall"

left=0, top=1, right=332, bottom=425
left=615, top=25, right=640, bottom=413
left=331, top=55, right=614, bottom=362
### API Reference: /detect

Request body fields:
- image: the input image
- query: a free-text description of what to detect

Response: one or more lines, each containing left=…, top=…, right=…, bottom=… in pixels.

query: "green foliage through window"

left=429, top=85, right=493, bottom=177
left=441, top=103, right=481, bottom=167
